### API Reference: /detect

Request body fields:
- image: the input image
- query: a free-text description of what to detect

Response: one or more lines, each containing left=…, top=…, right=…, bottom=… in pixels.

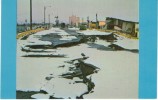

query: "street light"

left=44, top=6, right=51, bottom=27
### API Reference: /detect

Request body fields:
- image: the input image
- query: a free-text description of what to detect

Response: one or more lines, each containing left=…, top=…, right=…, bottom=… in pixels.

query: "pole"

left=44, top=6, right=51, bottom=28
left=30, top=0, right=32, bottom=30
left=49, top=14, right=50, bottom=28
left=96, top=13, right=98, bottom=29
left=87, top=16, right=89, bottom=28
left=44, top=6, right=46, bottom=26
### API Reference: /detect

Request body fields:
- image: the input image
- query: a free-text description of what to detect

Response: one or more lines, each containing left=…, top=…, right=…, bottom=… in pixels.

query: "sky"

left=17, top=0, right=139, bottom=24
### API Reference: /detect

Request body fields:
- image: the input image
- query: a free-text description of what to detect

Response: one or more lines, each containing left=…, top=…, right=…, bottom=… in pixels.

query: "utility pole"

left=96, top=13, right=98, bottom=22
left=44, top=6, right=51, bottom=28
left=30, top=0, right=32, bottom=30
left=87, top=16, right=89, bottom=29
left=96, top=13, right=98, bottom=29
left=49, top=14, right=50, bottom=28
left=55, top=16, right=59, bottom=27
left=44, top=6, right=46, bottom=26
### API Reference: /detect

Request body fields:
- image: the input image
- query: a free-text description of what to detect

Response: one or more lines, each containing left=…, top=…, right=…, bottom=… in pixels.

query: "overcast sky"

left=17, top=0, right=139, bottom=24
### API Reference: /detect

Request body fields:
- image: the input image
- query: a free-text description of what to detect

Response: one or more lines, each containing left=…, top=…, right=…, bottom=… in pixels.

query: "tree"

left=61, top=23, right=66, bottom=29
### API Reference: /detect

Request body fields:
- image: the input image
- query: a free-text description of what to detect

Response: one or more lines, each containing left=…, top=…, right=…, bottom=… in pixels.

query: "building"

left=105, top=17, right=139, bottom=38
left=105, top=17, right=115, bottom=29
left=89, top=21, right=97, bottom=29
left=69, top=15, right=80, bottom=27
left=134, top=23, right=139, bottom=38
left=89, top=21, right=106, bottom=29
left=99, top=21, right=106, bottom=29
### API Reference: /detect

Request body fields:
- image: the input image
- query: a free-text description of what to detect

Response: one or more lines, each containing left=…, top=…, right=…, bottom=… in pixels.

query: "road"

left=16, top=27, right=139, bottom=99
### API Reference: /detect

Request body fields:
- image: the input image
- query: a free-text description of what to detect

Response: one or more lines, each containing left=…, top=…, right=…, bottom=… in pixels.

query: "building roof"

left=106, top=17, right=139, bottom=23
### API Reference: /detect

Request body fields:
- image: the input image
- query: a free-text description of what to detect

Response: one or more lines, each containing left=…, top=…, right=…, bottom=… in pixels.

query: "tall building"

left=69, top=15, right=80, bottom=27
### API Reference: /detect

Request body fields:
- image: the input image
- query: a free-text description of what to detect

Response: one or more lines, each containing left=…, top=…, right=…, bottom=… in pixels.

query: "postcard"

left=1, top=0, right=157, bottom=99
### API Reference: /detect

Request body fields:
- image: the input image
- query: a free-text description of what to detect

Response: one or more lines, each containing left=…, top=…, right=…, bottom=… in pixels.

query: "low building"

left=105, top=17, right=116, bottom=29
left=134, top=23, right=139, bottom=38
left=105, top=17, right=139, bottom=38
left=89, top=21, right=106, bottom=29
left=89, top=22, right=98, bottom=29
left=69, top=15, right=80, bottom=27
left=99, top=21, right=106, bottom=29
